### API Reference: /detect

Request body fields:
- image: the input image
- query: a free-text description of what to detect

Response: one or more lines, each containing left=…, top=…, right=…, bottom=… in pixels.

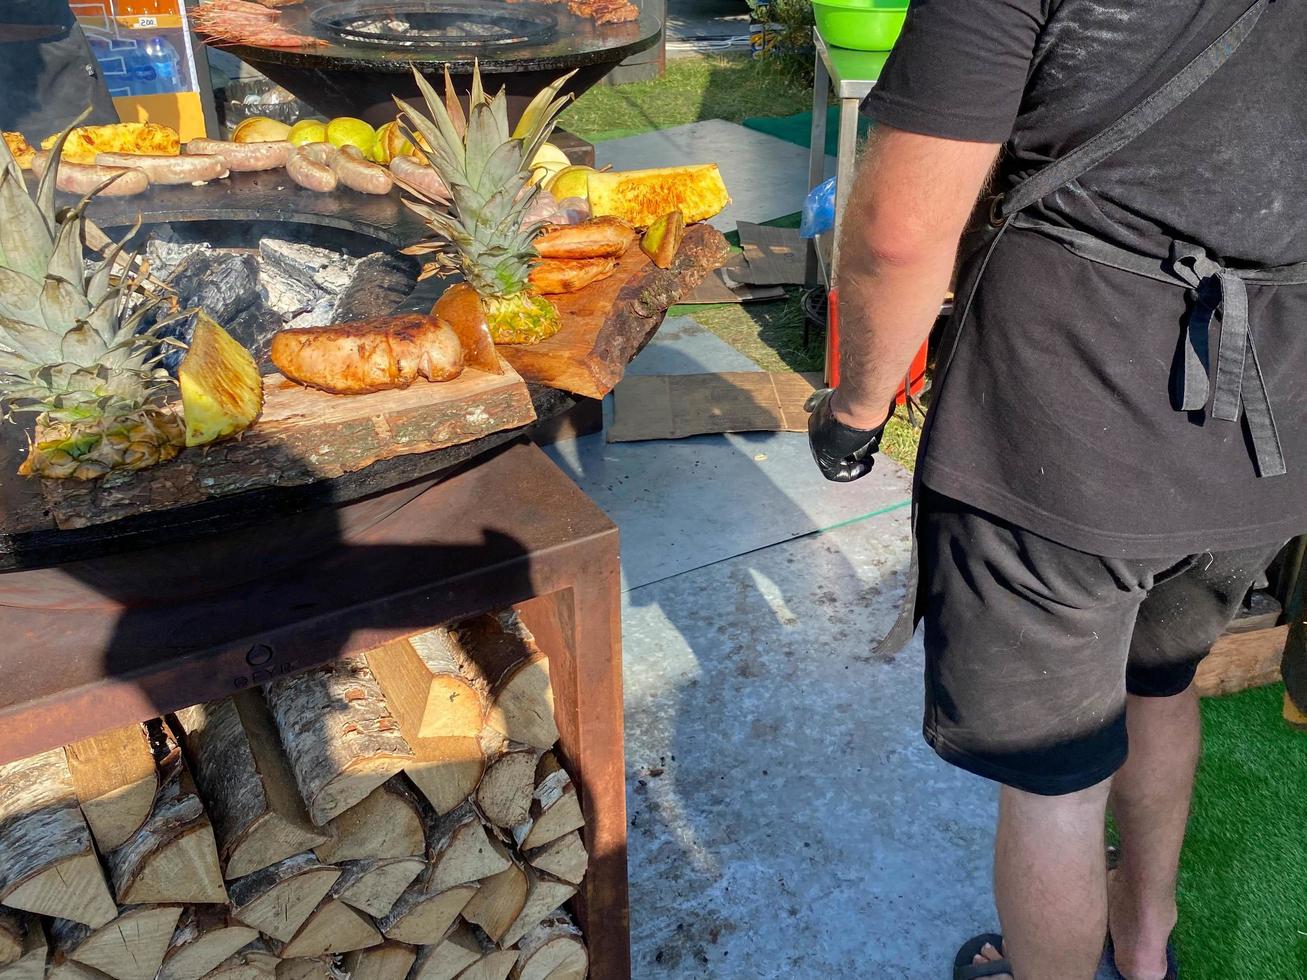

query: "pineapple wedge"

left=588, top=164, right=729, bottom=228
left=178, top=314, right=263, bottom=448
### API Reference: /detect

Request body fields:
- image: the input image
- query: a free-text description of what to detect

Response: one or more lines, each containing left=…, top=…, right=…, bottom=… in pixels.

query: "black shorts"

left=919, top=488, right=1284, bottom=797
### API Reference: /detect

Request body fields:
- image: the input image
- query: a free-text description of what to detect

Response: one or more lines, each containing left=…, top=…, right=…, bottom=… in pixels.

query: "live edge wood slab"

left=500, top=223, right=732, bottom=399
left=33, top=362, right=536, bottom=532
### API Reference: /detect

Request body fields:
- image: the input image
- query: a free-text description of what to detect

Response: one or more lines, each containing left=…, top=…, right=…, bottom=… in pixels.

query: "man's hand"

left=806, top=388, right=891, bottom=483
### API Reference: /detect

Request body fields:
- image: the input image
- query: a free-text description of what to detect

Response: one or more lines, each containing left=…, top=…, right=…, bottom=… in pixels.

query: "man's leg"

left=1107, top=686, right=1201, bottom=978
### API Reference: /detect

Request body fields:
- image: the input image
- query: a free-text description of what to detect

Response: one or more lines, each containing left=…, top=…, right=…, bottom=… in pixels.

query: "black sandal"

left=954, top=933, right=1012, bottom=979
left=1097, top=935, right=1179, bottom=980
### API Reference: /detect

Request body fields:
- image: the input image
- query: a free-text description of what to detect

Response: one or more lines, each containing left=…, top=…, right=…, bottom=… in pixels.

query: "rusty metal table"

left=0, top=440, right=630, bottom=979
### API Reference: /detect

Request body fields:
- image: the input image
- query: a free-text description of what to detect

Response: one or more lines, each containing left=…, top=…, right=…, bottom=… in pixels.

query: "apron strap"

left=997, top=0, right=1268, bottom=219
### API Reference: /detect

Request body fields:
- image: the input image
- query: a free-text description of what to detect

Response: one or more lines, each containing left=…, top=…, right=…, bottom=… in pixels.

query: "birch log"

left=0, top=910, right=22, bottom=966
left=269, top=899, right=381, bottom=959
left=274, top=959, right=331, bottom=980
left=50, top=906, right=183, bottom=980
left=453, top=615, right=559, bottom=750
left=265, top=658, right=415, bottom=825
left=508, top=915, right=587, bottom=980
left=45, top=958, right=110, bottom=980
left=523, top=832, right=587, bottom=886
left=312, top=778, right=424, bottom=864
left=0, top=748, right=116, bottom=926
left=203, top=940, right=278, bottom=980
left=227, top=854, right=340, bottom=942
left=510, top=755, right=584, bottom=853
left=365, top=630, right=488, bottom=739
left=498, top=869, right=576, bottom=950
left=376, top=875, right=478, bottom=945
left=157, top=908, right=258, bottom=980
left=474, top=746, right=539, bottom=830
left=331, top=858, right=425, bottom=918
left=0, top=914, right=44, bottom=980
left=406, top=736, right=486, bottom=817
left=454, top=929, right=517, bottom=980
left=459, top=861, right=528, bottom=945
left=426, top=803, right=513, bottom=893
left=174, top=694, right=328, bottom=878
left=342, top=941, right=416, bottom=980
left=64, top=725, right=158, bottom=852
left=106, top=742, right=227, bottom=905
left=409, top=925, right=480, bottom=980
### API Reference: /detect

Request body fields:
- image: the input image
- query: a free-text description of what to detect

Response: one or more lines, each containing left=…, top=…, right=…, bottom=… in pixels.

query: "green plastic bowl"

left=813, top=0, right=909, bottom=51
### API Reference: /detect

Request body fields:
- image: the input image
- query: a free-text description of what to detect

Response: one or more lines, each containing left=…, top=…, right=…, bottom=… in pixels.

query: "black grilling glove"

left=805, top=388, right=889, bottom=483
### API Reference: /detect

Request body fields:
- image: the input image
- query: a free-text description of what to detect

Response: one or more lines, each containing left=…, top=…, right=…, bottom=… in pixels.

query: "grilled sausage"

left=333, top=144, right=393, bottom=195
left=270, top=314, right=465, bottom=394
left=286, top=145, right=337, bottom=192
left=185, top=138, right=293, bottom=171
left=529, top=256, right=620, bottom=294
left=95, top=152, right=228, bottom=184
left=534, top=217, right=637, bottom=259
left=31, top=152, right=149, bottom=196
left=389, top=153, right=451, bottom=203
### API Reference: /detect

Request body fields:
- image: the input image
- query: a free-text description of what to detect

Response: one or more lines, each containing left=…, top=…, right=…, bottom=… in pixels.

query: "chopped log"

left=0, top=915, right=44, bottom=980
left=365, top=630, right=488, bottom=739
left=157, top=908, right=259, bottom=980
left=454, top=615, right=559, bottom=750
left=376, top=877, right=477, bottom=945
left=460, top=861, right=528, bottom=945
left=51, top=906, right=183, bottom=980
left=0, top=748, right=116, bottom=926
left=227, top=854, right=341, bottom=943
left=202, top=940, right=278, bottom=980
left=341, top=942, right=415, bottom=980
left=1194, top=625, right=1288, bottom=697
left=313, top=778, right=424, bottom=864
left=453, top=929, right=517, bottom=980
left=406, top=737, right=486, bottom=817
left=174, top=694, right=329, bottom=878
left=46, top=958, right=111, bottom=980
left=0, top=910, right=22, bottom=966
left=510, top=756, right=584, bottom=853
left=106, top=737, right=227, bottom=905
left=265, top=658, right=415, bottom=826
left=409, top=925, right=480, bottom=980
left=498, top=869, right=577, bottom=950
left=269, top=899, right=381, bottom=959
left=273, top=959, right=330, bottom=980
left=524, top=831, right=587, bottom=886
left=426, top=803, right=513, bottom=893
left=64, top=724, right=158, bottom=852
left=509, top=915, right=587, bottom=980
left=331, top=857, right=425, bottom=918
left=475, top=748, right=539, bottom=830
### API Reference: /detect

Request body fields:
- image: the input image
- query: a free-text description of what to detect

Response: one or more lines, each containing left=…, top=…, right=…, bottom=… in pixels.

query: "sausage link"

left=333, top=144, right=393, bottom=195
left=185, top=139, right=293, bottom=171
left=32, top=153, right=149, bottom=197
left=389, top=154, right=450, bottom=203
left=95, top=152, right=228, bottom=184
left=286, top=145, right=338, bottom=193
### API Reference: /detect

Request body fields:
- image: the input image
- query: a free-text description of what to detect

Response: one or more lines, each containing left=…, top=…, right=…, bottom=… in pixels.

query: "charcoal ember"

left=146, top=238, right=211, bottom=282
left=331, top=252, right=417, bottom=321
left=145, top=251, right=268, bottom=374
left=259, top=266, right=320, bottom=318
left=286, top=296, right=338, bottom=330
left=259, top=239, right=360, bottom=295
left=228, top=305, right=286, bottom=366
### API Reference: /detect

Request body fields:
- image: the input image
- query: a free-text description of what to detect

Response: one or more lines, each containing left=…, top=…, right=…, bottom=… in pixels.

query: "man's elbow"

left=849, top=214, right=958, bottom=269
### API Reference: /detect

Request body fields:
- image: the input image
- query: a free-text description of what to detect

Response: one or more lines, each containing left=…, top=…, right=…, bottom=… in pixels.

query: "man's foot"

left=1107, top=868, right=1177, bottom=980
left=971, top=942, right=1013, bottom=979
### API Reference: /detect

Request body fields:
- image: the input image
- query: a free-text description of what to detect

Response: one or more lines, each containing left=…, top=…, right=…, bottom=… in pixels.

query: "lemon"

left=545, top=164, right=595, bottom=201
left=326, top=117, right=376, bottom=153
left=288, top=118, right=327, bottom=146
left=528, top=142, right=571, bottom=185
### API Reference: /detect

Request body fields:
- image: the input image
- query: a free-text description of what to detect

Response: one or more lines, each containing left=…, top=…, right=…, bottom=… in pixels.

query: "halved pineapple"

left=588, top=164, right=729, bottom=228
left=178, top=314, right=263, bottom=448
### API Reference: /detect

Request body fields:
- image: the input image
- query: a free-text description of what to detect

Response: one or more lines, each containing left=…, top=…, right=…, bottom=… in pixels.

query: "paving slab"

left=625, top=315, right=764, bottom=377
left=622, top=515, right=997, bottom=978
left=595, top=121, right=835, bottom=231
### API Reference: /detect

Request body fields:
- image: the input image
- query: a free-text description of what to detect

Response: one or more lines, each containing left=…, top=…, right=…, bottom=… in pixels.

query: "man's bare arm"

left=830, top=126, right=1000, bottom=429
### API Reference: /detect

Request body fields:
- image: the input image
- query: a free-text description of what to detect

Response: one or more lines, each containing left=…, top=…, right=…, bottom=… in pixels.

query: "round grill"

left=310, top=1, right=558, bottom=50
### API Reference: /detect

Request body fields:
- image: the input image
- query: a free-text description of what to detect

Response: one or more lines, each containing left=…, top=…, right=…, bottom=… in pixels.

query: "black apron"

left=0, top=1, right=117, bottom=135
left=877, top=0, right=1302, bottom=658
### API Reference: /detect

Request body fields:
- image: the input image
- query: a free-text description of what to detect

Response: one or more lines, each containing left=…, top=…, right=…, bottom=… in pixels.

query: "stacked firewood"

left=0, top=612, right=589, bottom=980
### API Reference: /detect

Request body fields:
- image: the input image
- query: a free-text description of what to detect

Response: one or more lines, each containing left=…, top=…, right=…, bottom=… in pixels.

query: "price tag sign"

left=134, top=15, right=159, bottom=28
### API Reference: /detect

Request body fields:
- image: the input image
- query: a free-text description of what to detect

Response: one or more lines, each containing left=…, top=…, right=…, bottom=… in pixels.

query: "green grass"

left=1175, top=684, right=1307, bottom=978
left=561, top=55, right=812, bottom=143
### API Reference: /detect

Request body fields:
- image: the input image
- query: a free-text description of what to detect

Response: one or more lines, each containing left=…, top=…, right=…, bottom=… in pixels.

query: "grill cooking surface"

left=311, top=1, right=558, bottom=50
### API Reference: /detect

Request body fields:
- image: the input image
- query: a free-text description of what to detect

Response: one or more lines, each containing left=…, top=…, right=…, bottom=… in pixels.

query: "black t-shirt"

left=0, top=1, right=116, bottom=135
left=862, top=0, right=1307, bottom=557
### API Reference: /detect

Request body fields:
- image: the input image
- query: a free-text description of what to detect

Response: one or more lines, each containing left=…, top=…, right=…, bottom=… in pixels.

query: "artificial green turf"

left=1176, top=684, right=1307, bottom=978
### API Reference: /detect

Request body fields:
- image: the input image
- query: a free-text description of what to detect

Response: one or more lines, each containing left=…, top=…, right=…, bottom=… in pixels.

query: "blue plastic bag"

left=801, top=177, right=837, bottom=239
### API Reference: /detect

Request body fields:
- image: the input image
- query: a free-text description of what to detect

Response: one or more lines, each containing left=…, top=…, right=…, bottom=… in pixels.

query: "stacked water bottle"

left=89, top=34, right=183, bottom=97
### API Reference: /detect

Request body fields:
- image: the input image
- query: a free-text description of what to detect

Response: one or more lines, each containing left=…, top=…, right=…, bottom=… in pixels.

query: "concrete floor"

left=545, top=322, right=998, bottom=978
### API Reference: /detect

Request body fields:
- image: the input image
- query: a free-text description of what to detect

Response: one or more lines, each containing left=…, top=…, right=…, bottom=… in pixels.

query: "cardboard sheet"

left=608, top=371, right=823, bottom=442
left=681, top=254, right=787, bottom=305
left=733, top=222, right=807, bottom=286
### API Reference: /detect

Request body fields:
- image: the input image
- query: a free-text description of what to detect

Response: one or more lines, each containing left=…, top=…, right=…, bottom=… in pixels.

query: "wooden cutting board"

left=498, top=223, right=731, bottom=400
left=36, top=361, right=536, bottom=531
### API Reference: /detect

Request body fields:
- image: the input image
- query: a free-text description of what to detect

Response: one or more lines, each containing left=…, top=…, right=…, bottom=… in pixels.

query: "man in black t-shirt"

left=806, top=1, right=1306, bottom=977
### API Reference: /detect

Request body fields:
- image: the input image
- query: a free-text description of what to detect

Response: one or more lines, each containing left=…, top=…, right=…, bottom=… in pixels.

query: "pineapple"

left=395, top=65, right=576, bottom=345
left=178, top=313, right=263, bottom=448
left=0, top=122, right=184, bottom=480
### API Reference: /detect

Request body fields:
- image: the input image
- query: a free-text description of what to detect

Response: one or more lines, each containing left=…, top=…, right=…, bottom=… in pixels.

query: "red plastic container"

left=826, top=287, right=928, bottom=404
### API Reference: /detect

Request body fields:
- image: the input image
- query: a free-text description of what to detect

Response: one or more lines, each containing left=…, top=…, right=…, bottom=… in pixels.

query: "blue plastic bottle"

left=141, top=36, right=183, bottom=94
